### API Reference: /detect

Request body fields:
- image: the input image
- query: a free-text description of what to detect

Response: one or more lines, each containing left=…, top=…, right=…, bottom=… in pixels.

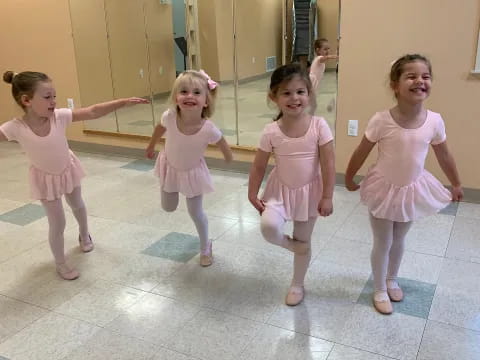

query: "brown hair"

left=314, top=38, right=329, bottom=50
left=3, top=71, right=51, bottom=109
left=169, top=70, right=217, bottom=118
left=269, top=63, right=315, bottom=120
left=390, top=54, right=432, bottom=84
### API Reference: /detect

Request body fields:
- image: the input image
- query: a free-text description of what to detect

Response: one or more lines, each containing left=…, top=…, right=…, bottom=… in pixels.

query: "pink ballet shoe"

left=79, top=234, right=94, bottom=253
left=56, top=263, right=80, bottom=280
left=387, top=286, right=404, bottom=302
left=373, top=296, right=393, bottom=315
left=285, top=286, right=304, bottom=306
left=200, top=243, right=213, bottom=267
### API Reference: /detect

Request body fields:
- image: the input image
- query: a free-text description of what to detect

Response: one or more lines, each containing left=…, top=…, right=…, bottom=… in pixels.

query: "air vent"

left=266, top=56, right=277, bottom=72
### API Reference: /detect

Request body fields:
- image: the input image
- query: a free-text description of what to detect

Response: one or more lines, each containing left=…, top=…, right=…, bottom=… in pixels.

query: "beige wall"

left=336, top=0, right=480, bottom=189
left=0, top=0, right=80, bottom=121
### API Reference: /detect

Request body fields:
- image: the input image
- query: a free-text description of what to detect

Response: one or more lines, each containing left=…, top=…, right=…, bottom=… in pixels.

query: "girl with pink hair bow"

left=146, top=70, right=232, bottom=267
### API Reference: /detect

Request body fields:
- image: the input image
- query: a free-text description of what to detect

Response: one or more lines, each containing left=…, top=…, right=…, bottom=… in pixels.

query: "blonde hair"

left=169, top=70, right=217, bottom=118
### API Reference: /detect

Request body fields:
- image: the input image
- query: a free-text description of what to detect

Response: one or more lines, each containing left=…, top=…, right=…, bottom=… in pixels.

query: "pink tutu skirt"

left=154, top=153, right=214, bottom=198
left=29, top=151, right=85, bottom=201
left=360, top=166, right=451, bottom=222
left=262, top=169, right=321, bottom=221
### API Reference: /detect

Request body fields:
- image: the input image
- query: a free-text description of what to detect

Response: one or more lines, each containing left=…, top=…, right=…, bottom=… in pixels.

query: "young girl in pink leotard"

left=146, top=70, right=232, bottom=267
left=248, top=63, right=336, bottom=306
left=345, top=54, right=463, bottom=314
left=1, top=70, right=149, bottom=280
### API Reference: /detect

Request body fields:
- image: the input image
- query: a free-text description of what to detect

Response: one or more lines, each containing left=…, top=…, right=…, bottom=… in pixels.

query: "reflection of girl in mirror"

left=146, top=70, right=232, bottom=267
left=309, top=38, right=337, bottom=90
left=0, top=70, right=149, bottom=280
left=310, top=38, right=338, bottom=112
left=248, top=64, right=335, bottom=306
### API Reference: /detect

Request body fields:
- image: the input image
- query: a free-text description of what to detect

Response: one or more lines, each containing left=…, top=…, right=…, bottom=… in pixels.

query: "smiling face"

left=391, top=61, right=432, bottom=104
left=170, top=71, right=217, bottom=118
left=7, top=71, right=52, bottom=115
left=22, top=81, right=56, bottom=118
left=270, top=75, right=310, bottom=117
left=175, top=80, right=208, bottom=114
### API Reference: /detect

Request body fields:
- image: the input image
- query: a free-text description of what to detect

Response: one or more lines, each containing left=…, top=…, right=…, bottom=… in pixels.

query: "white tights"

left=369, top=213, right=412, bottom=292
left=41, top=186, right=89, bottom=264
left=260, top=206, right=317, bottom=287
left=161, top=191, right=210, bottom=254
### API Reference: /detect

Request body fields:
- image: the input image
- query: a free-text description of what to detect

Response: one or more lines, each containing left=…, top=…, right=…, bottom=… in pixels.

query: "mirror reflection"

left=69, top=0, right=339, bottom=146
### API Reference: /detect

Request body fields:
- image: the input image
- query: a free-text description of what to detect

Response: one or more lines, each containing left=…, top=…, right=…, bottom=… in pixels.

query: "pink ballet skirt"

left=29, top=150, right=85, bottom=201
left=154, top=152, right=214, bottom=198
left=360, top=166, right=452, bottom=222
left=262, top=168, right=322, bottom=222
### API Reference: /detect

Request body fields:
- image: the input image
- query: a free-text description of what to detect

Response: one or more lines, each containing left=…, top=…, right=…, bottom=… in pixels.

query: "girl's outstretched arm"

left=72, top=97, right=150, bottom=122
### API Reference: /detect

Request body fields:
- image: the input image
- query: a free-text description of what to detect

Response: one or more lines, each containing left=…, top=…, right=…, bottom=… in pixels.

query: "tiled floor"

left=83, top=73, right=338, bottom=148
left=0, top=141, right=479, bottom=359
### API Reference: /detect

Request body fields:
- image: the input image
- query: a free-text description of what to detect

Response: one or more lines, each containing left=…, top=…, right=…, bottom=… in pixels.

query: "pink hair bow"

left=199, top=69, right=218, bottom=90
